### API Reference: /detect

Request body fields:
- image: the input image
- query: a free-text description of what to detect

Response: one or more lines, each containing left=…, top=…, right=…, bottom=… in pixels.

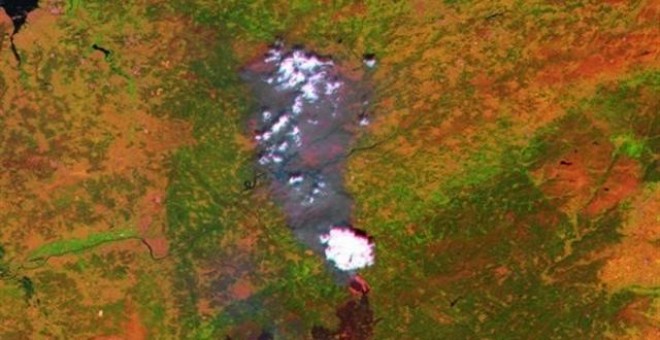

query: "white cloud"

left=319, top=227, right=375, bottom=271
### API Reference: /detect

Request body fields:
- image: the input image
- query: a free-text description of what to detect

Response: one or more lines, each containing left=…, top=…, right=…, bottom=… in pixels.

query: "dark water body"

left=92, top=43, right=112, bottom=60
left=0, top=0, right=39, bottom=64
left=241, top=42, right=374, bottom=280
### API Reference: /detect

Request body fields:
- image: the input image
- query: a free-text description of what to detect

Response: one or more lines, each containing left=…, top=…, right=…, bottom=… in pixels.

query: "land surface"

left=0, top=0, right=658, bottom=339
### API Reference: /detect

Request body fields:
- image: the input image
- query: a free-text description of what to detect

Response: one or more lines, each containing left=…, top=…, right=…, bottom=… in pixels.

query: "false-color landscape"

left=0, top=0, right=658, bottom=339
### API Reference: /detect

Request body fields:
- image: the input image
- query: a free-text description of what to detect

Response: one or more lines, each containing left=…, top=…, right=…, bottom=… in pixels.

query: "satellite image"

left=0, top=0, right=658, bottom=339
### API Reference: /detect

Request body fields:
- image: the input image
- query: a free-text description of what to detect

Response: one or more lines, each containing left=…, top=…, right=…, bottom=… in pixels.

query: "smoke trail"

left=242, top=42, right=375, bottom=276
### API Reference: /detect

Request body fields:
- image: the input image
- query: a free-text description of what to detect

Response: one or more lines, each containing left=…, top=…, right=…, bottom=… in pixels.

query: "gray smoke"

left=241, top=42, right=374, bottom=277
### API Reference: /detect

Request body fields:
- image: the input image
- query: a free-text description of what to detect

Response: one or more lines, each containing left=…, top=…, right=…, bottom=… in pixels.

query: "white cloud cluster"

left=255, top=48, right=341, bottom=168
left=250, top=44, right=376, bottom=272
left=319, top=227, right=375, bottom=271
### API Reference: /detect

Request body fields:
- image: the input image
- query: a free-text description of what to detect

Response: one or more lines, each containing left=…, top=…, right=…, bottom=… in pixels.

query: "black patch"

left=362, top=53, right=376, bottom=61
left=0, top=0, right=39, bottom=64
left=257, top=330, right=274, bottom=340
left=92, top=43, right=112, bottom=60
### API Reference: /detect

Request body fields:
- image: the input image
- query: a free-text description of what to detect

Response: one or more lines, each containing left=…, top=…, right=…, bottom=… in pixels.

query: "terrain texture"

left=0, top=0, right=658, bottom=338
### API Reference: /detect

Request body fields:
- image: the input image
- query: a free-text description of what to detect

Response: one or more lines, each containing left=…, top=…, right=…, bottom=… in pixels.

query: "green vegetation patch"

left=27, top=228, right=138, bottom=260
left=65, top=0, right=83, bottom=15
left=591, top=71, right=659, bottom=179
left=611, top=133, right=648, bottom=159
